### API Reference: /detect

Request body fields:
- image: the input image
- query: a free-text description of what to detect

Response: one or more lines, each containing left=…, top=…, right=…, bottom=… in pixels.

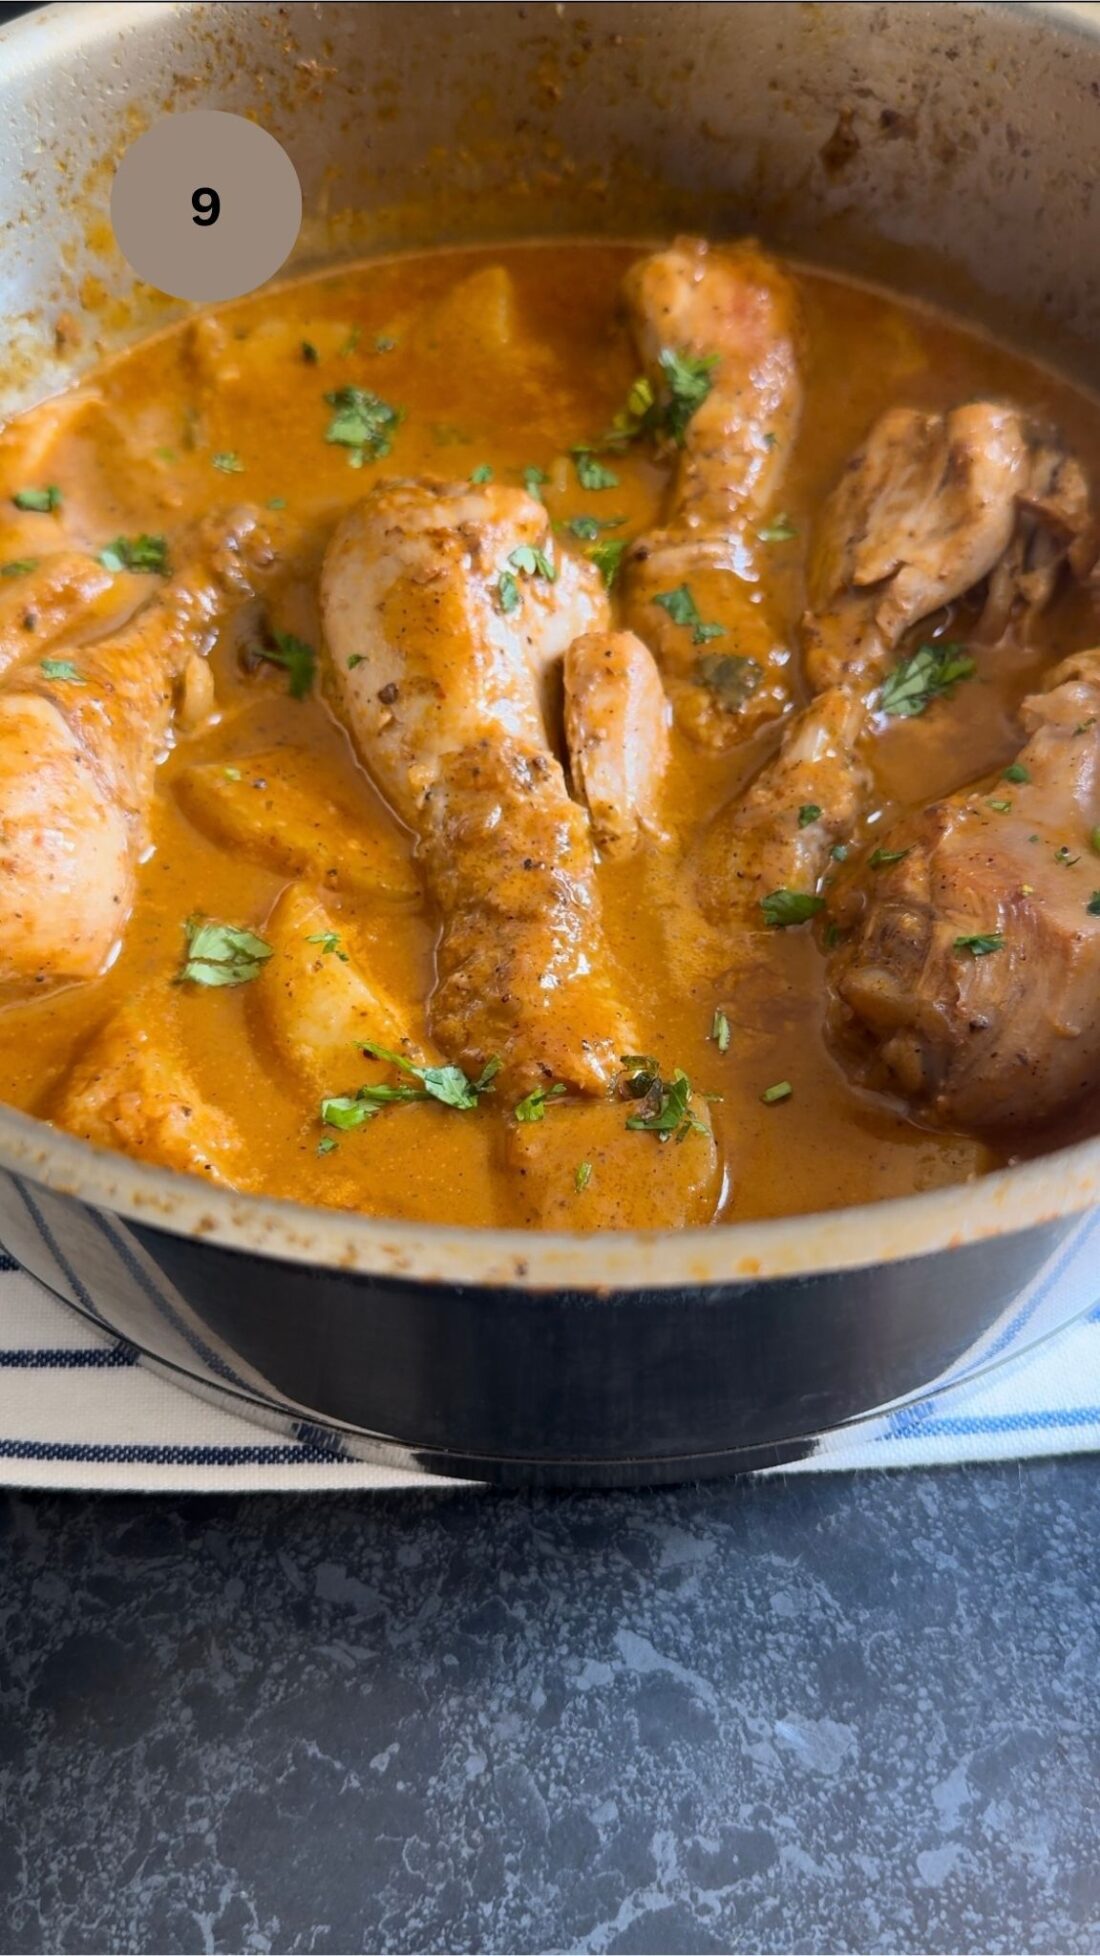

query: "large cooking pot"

left=1, top=0, right=1099, bottom=1486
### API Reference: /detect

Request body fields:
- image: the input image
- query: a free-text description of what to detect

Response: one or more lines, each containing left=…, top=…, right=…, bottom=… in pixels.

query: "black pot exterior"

left=0, top=1169, right=1077, bottom=1486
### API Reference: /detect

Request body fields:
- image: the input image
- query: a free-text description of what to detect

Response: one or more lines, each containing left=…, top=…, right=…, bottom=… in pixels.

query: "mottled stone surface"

left=1, top=1461, right=1098, bottom=1953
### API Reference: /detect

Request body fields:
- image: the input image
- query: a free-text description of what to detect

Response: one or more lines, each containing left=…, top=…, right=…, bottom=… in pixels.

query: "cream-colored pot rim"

left=0, top=1101, right=1096, bottom=1290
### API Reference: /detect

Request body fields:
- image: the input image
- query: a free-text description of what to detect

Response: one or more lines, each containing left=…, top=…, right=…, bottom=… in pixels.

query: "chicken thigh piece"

left=620, top=238, right=803, bottom=747
left=322, top=479, right=637, bottom=1094
left=696, top=404, right=1095, bottom=924
left=803, top=404, right=1088, bottom=693
left=563, top=630, right=670, bottom=858
left=0, top=508, right=272, bottom=996
left=828, top=646, right=1100, bottom=1129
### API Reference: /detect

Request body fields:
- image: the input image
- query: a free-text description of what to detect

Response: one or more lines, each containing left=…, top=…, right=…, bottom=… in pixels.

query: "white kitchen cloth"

left=2, top=1210, right=1100, bottom=1492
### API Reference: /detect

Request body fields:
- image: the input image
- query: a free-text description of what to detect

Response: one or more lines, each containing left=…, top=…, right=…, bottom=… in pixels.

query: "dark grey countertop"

left=1, top=1460, right=1097, bottom=1955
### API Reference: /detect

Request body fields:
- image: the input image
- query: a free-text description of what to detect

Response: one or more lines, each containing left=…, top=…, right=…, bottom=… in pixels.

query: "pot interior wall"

left=1, top=2, right=1099, bottom=416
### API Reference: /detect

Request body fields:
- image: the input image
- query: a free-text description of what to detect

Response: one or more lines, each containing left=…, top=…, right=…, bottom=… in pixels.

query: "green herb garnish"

left=39, top=658, right=84, bottom=684
left=321, top=1043, right=501, bottom=1128
left=653, top=583, right=723, bottom=646
left=509, top=543, right=555, bottom=582
left=497, top=571, right=520, bottom=614
left=1088, top=893, right=1100, bottom=917
left=696, top=651, right=762, bottom=711
left=514, top=1082, right=567, bottom=1123
left=798, top=804, right=822, bottom=829
left=256, top=630, right=315, bottom=700
left=1, top=558, right=37, bottom=578
left=306, top=930, right=350, bottom=963
left=589, top=538, right=628, bottom=588
left=711, top=1008, right=731, bottom=1054
left=655, top=347, right=718, bottom=444
left=954, top=933, right=1004, bottom=958
left=522, top=466, right=549, bottom=501
left=879, top=641, right=976, bottom=718
left=212, top=452, right=244, bottom=474
left=760, top=888, right=825, bottom=928
left=469, top=463, right=494, bottom=484
left=98, top=533, right=169, bottom=575
left=572, top=450, right=620, bottom=491
left=761, top=1081, right=793, bottom=1105
left=564, top=513, right=626, bottom=541
left=1055, top=845, right=1081, bottom=868
left=323, top=386, right=403, bottom=465
left=13, top=486, right=60, bottom=513
left=178, top=916, right=272, bottom=988
left=301, top=341, right=319, bottom=365
left=317, top=1136, right=338, bottom=1155
left=622, top=1063, right=709, bottom=1143
left=1004, top=763, right=1030, bottom=785
left=868, top=846, right=910, bottom=868
left=575, top=1160, right=593, bottom=1192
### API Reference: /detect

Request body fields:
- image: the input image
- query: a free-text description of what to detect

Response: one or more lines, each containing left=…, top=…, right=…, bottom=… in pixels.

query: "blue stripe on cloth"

left=896, top=1406, right=1100, bottom=1439
left=0, top=1345, right=138, bottom=1369
left=0, top=1438, right=355, bottom=1465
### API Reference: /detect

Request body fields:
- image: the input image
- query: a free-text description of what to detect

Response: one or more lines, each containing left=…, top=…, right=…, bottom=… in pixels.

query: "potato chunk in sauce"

left=0, top=241, right=1097, bottom=1229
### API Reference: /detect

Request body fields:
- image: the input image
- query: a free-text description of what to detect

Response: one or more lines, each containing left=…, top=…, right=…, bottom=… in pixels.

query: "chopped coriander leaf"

left=339, top=326, right=361, bottom=356
left=954, top=932, right=1004, bottom=957
left=178, top=916, right=272, bottom=987
left=760, top=888, right=825, bottom=928
left=98, top=533, right=169, bottom=575
left=572, top=450, right=619, bottom=491
left=39, top=658, right=84, bottom=683
left=653, top=583, right=724, bottom=646
left=300, top=340, right=319, bottom=364
left=601, top=373, right=656, bottom=448
left=514, top=1082, right=567, bottom=1123
left=879, top=641, right=975, bottom=718
left=508, top=543, right=555, bottom=582
left=374, top=334, right=397, bottom=353
left=624, top=1065, right=709, bottom=1143
left=358, top=1039, right=501, bottom=1112
left=589, top=538, right=627, bottom=588
left=798, top=803, right=822, bottom=829
left=0, top=559, right=37, bottom=577
left=711, top=1008, right=731, bottom=1054
left=696, top=651, right=761, bottom=711
left=323, top=386, right=403, bottom=465
left=564, top=513, right=625, bottom=541
left=522, top=465, right=550, bottom=500
left=255, top=630, right=315, bottom=700
left=13, top=485, right=61, bottom=513
left=656, top=346, right=718, bottom=444
left=347, top=653, right=364, bottom=670
left=222, top=767, right=241, bottom=781
left=761, top=1080, right=793, bottom=1105
left=497, top=571, right=520, bottom=614
left=762, top=432, right=779, bottom=450
left=1076, top=718, right=1097, bottom=736
left=868, top=846, right=910, bottom=868
left=757, top=514, right=798, bottom=543
left=831, top=844, right=849, bottom=862
left=1088, top=893, right=1100, bottom=916
left=469, top=463, right=494, bottom=484
left=1055, top=844, right=1081, bottom=867
left=574, top=1160, right=593, bottom=1193
left=824, top=920, right=843, bottom=949
left=306, top=930, right=350, bottom=963
left=987, top=798, right=1012, bottom=814
left=212, top=451, right=244, bottom=474
left=1003, top=762, right=1030, bottom=784
left=266, top=497, right=287, bottom=510
left=317, top=1136, right=338, bottom=1155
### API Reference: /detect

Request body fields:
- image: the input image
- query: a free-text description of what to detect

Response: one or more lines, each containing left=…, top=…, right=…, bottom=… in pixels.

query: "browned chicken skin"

left=829, top=647, right=1100, bottom=1128
left=697, top=403, right=1095, bottom=925
left=0, top=508, right=272, bottom=997
left=321, top=478, right=636, bottom=1094
left=621, top=237, right=803, bottom=748
left=563, top=630, right=670, bottom=857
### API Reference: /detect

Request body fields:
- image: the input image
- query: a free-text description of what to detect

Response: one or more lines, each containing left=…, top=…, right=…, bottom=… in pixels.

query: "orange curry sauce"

left=1, top=242, right=1098, bottom=1227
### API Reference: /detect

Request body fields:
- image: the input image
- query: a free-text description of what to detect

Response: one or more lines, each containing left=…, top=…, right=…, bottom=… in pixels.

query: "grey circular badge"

left=111, top=110, right=302, bottom=304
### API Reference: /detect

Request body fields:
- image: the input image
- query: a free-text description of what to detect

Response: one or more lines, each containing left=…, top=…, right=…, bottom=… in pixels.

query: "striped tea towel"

left=2, top=1210, right=1100, bottom=1491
